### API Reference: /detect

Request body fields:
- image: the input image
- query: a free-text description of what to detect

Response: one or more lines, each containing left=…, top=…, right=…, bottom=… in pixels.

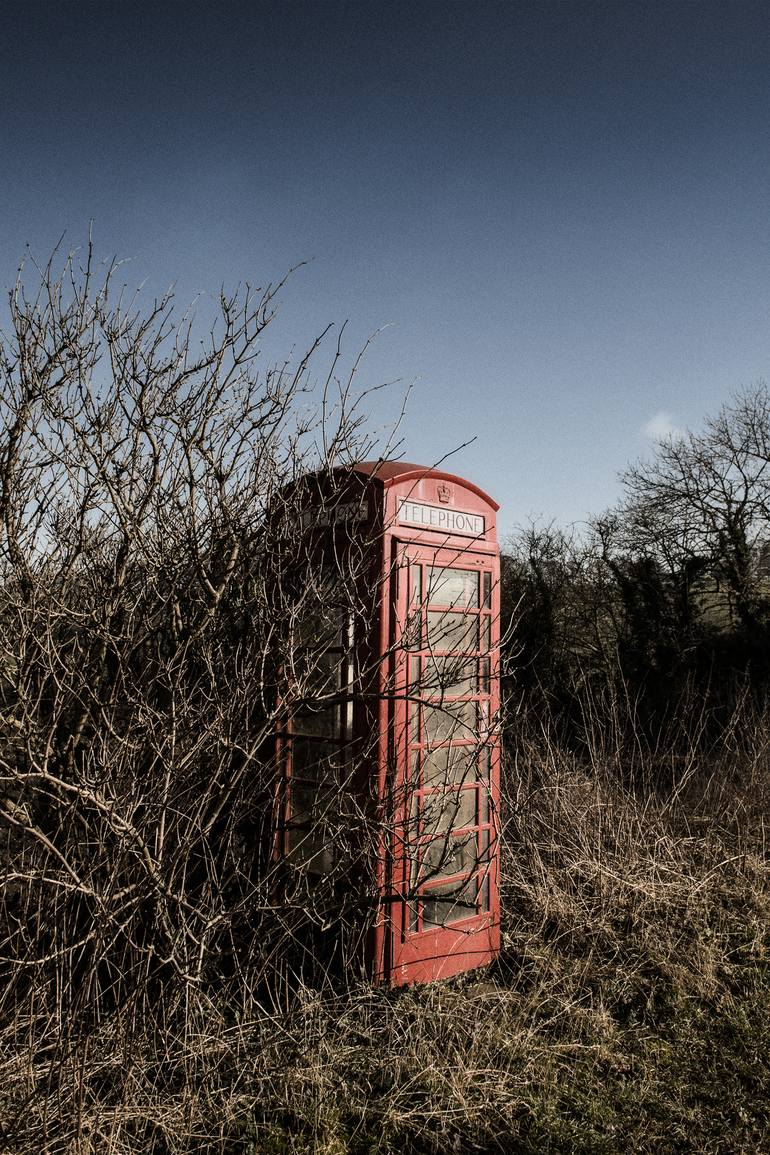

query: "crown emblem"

left=437, top=483, right=452, bottom=504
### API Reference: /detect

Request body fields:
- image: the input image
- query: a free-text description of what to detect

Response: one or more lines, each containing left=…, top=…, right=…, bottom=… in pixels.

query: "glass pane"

left=410, top=749, right=421, bottom=784
left=410, top=845, right=420, bottom=889
left=422, top=832, right=476, bottom=878
left=479, top=785, right=490, bottom=826
left=424, top=699, right=477, bottom=743
left=293, top=648, right=344, bottom=736
left=287, top=826, right=335, bottom=872
left=421, top=787, right=477, bottom=835
left=482, top=571, right=491, bottom=608
left=289, top=780, right=335, bottom=823
left=291, top=738, right=341, bottom=780
left=421, top=898, right=461, bottom=927
left=479, top=657, right=490, bottom=694
left=405, top=610, right=422, bottom=650
left=479, top=827, right=492, bottom=865
left=480, top=614, right=491, bottom=652
left=410, top=701, right=421, bottom=745
left=411, top=564, right=422, bottom=605
left=422, top=655, right=477, bottom=697
left=422, top=745, right=477, bottom=788
left=478, top=700, right=491, bottom=741
left=303, top=649, right=344, bottom=694
left=292, top=702, right=340, bottom=738
left=408, top=789, right=420, bottom=838
left=427, top=567, right=479, bottom=609
left=426, top=611, right=478, bottom=652
left=295, top=601, right=346, bottom=648
left=409, top=655, right=421, bottom=689
left=422, top=877, right=477, bottom=926
left=479, top=873, right=490, bottom=912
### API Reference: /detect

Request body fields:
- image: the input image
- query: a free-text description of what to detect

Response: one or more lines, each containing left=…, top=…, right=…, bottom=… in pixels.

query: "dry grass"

left=2, top=241, right=767, bottom=1152
left=2, top=720, right=769, bottom=1155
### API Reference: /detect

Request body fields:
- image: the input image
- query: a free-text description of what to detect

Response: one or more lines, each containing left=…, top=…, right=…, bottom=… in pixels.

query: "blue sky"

left=3, top=1, right=770, bottom=538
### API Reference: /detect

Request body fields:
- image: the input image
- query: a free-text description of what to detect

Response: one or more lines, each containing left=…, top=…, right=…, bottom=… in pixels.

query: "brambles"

left=2, top=709, right=767, bottom=1153
left=0, top=244, right=768, bottom=1152
left=0, top=240, right=406, bottom=1037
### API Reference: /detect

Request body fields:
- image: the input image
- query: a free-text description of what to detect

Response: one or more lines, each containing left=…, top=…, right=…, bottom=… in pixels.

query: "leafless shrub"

left=0, top=241, right=415, bottom=1052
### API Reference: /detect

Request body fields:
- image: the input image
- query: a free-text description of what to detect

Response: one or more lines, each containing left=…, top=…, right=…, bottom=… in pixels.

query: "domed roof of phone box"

left=348, top=461, right=499, bottom=510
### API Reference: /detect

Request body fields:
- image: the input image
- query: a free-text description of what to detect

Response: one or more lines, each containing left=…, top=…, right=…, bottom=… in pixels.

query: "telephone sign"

left=398, top=499, right=485, bottom=537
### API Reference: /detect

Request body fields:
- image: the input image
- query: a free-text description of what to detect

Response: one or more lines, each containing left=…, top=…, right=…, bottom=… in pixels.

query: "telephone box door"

left=388, top=541, right=500, bottom=984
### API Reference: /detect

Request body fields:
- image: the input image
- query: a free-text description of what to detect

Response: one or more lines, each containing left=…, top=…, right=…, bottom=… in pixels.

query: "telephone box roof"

left=349, top=460, right=500, bottom=511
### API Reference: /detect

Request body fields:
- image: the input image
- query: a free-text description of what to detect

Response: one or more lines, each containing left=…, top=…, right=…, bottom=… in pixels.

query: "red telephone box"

left=279, top=461, right=501, bottom=986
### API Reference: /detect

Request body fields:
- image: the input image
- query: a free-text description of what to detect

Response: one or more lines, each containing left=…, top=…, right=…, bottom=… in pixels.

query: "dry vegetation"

left=1, top=245, right=769, bottom=1154
left=2, top=713, right=768, bottom=1154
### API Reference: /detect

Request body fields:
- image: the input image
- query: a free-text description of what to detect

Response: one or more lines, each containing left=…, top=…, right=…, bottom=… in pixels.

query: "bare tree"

left=618, top=385, right=770, bottom=631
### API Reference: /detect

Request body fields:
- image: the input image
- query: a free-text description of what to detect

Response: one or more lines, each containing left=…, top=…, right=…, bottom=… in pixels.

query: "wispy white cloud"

left=642, top=410, right=680, bottom=440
